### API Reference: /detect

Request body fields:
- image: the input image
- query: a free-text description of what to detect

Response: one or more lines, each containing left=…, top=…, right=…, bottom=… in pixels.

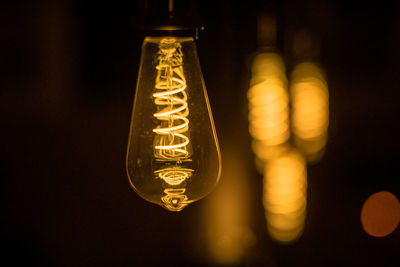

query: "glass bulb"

left=126, top=36, right=221, bottom=212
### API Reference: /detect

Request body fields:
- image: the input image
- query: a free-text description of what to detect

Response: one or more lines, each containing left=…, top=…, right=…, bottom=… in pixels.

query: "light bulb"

left=126, top=36, right=221, bottom=212
left=247, top=52, right=290, bottom=172
left=290, top=62, right=329, bottom=163
left=263, top=149, right=307, bottom=243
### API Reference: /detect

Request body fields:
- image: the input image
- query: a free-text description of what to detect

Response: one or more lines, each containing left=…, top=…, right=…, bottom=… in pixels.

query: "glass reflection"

left=157, top=167, right=194, bottom=211
left=161, top=187, right=193, bottom=212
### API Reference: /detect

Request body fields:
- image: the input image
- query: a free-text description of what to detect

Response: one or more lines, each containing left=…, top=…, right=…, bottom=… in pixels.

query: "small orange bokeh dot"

left=361, top=191, right=400, bottom=237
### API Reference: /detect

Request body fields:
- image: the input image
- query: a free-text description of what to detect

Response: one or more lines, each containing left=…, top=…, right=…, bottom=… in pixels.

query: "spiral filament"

left=152, top=38, right=194, bottom=203
left=161, top=188, right=193, bottom=212
left=153, top=38, right=191, bottom=162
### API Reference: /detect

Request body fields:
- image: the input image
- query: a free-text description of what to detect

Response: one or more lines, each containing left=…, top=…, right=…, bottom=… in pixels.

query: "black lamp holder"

left=135, top=0, right=204, bottom=39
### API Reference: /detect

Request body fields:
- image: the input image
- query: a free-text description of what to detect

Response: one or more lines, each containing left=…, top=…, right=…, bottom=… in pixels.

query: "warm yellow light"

left=251, top=141, right=291, bottom=173
left=126, top=37, right=221, bottom=211
left=263, top=149, right=307, bottom=243
left=247, top=53, right=289, bottom=167
left=250, top=53, right=286, bottom=85
left=202, top=149, right=255, bottom=265
left=290, top=62, right=329, bottom=163
left=152, top=40, right=191, bottom=163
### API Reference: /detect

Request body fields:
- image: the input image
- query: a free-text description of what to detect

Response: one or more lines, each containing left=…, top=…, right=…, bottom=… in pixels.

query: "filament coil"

left=153, top=39, right=190, bottom=160
left=153, top=38, right=194, bottom=190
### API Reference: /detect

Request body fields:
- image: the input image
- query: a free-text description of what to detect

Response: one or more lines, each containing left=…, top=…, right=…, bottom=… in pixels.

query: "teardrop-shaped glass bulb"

left=126, top=36, right=222, bottom=212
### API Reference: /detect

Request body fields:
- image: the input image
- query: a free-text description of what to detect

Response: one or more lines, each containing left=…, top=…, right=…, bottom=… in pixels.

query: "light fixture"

left=126, top=1, right=221, bottom=211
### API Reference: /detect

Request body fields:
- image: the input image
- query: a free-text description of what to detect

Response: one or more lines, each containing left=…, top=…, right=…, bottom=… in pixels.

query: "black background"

left=1, top=0, right=400, bottom=266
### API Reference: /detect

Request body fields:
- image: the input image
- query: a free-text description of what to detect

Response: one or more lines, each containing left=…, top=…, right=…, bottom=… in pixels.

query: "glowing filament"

left=152, top=38, right=194, bottom=190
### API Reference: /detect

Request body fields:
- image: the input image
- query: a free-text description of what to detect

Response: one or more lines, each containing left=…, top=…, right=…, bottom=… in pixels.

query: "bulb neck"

left=144, top=27, right=203, bottom=40
left=134, top=0, right=203, bottom=39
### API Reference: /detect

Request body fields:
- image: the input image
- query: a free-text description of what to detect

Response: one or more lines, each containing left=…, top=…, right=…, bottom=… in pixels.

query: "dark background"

left=1, top=0, right=400, bottom=266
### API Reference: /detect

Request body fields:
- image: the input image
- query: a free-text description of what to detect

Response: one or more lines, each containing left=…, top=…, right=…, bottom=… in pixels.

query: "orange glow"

left=252, top=141, right=291, bottom=173
left=248, top=53, right=289, bottom=168
left=263, top=150, right=307, bottom=243
left=290, top=62, right=329, bottom=163
left=361, top=191, right=400, bottom=237
left=203, top=149, right=255, bottom=265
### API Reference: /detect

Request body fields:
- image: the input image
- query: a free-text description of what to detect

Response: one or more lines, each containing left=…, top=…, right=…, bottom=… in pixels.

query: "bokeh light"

left=248, top=52, right=290, bottom=170
left=290, top=62, right=329, bottom=163
left=263, top=149, right=307, bottom=243
left=361, top=191, right=400, bottom=237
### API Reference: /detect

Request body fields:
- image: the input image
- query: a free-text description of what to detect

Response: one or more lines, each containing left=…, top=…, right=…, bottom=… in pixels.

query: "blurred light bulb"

left=126, top=37, right=221, bottom=211
left=263, top=149, right=307, bottom=243
left=247, top=52, right=290, bottom=171
left=290, top=62, right=329, bottom=163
